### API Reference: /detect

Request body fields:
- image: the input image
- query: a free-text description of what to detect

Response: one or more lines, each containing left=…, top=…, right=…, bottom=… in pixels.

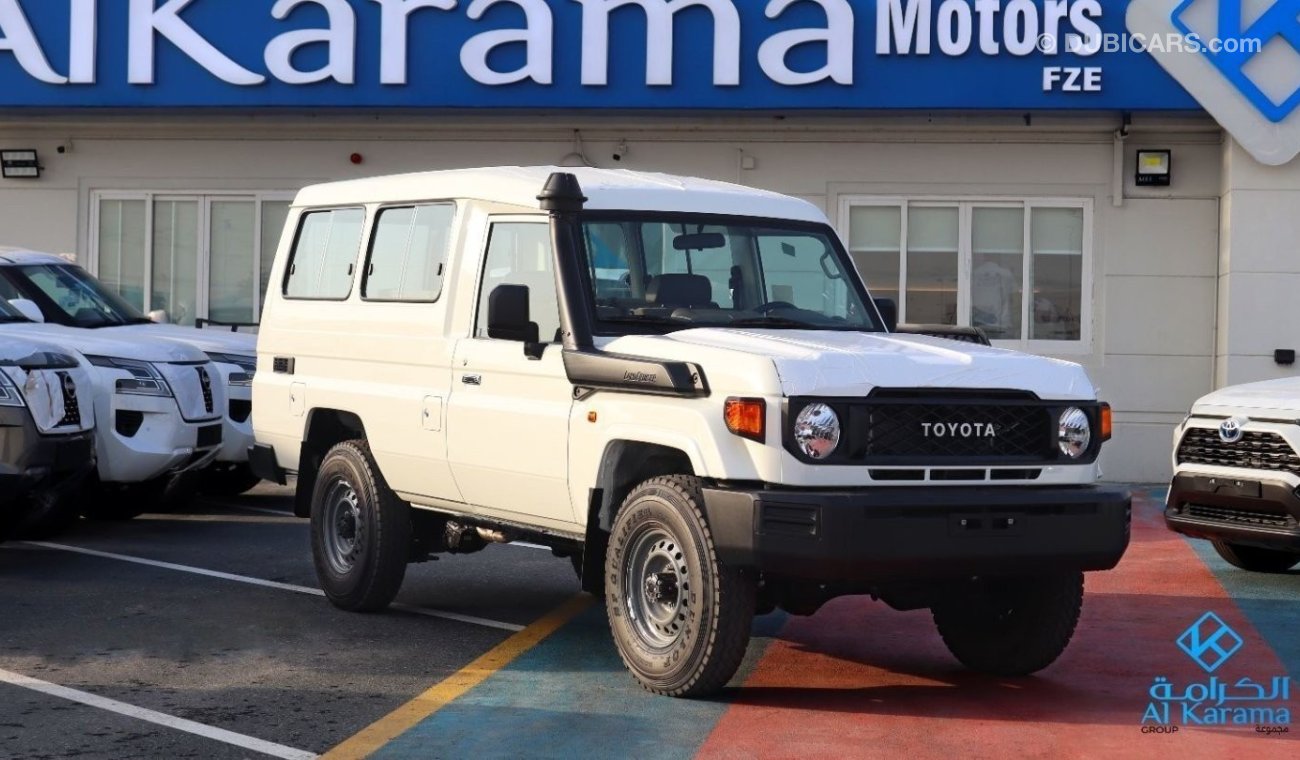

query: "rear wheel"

left=1212, top=540, right=1300, bottom=573
left=606, top=475, right=755, bottom=697
left=932, top=572, right=1084, bottom=676
left=310, top=440, right=410, bottom=612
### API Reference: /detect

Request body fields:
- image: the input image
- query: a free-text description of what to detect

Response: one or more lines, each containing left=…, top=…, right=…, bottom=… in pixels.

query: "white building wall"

left=0, top=117, right=1226, bottom=482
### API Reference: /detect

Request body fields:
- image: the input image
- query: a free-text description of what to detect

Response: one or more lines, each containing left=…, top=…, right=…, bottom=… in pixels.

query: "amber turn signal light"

left=724, top=397, right=766, bottom=443
left=1100, top=403, right=1113, bottom=442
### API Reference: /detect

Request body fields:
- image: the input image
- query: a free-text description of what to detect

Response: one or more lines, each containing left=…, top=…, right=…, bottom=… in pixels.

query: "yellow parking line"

left=321, top=594, right=593, bottom=760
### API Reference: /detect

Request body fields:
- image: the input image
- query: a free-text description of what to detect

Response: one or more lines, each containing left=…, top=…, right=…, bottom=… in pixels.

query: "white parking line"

left=25, top=542, right=525, bottom=633
left=0, top=668, right=317, bottom=760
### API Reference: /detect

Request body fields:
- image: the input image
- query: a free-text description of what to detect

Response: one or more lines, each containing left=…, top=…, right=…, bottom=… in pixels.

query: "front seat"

left=647, top=273, right=715, bottom=309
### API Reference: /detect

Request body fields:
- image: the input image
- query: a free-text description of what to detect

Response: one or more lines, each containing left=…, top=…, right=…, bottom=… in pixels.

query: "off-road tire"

left=933, top=571, right=1084, bottom=676
left=199, top=463, right=263, bottom=497
left=1212, top=540, right=1300, bottom=573
left=310, top=440, right=410, bottom=612
left=605, top=474, right=755, bottom=697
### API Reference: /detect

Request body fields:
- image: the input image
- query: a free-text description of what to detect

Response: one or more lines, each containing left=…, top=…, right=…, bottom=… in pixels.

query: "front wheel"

left=310, top=440, right=410, bottom=612
left=1212, top=540, right=1300, bottom=573
left=199, top=463, right=263, bottom=497
left=606, top=475, right=755, bottom=697
left=16, top=479, right=89, bottom=539
left=83, top=477, right=172, bottom=521
left=932, top=572, right=1084, bottom=676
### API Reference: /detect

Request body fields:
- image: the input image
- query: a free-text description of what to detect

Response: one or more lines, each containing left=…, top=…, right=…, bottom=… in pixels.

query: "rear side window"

left=284, top=208, right=365, bottom=300
left=363, top=204, right=455, bottom=302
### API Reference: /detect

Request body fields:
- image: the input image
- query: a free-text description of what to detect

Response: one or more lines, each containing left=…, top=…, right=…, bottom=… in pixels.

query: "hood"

left=100, top=324, right=256, bottom=357
left=0, top=323, right=209, bottom=363
left=602, top=329, right=1097, bottom=400
left=0, top=333, right=79, bottom=366
left=1193, top=376, right=1300, bottom=414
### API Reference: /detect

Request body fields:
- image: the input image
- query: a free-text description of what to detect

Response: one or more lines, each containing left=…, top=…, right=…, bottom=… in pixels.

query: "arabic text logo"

left=1177, top=611, right=1244, bottom=673
left=1172, top=0, right=1300, bottom=122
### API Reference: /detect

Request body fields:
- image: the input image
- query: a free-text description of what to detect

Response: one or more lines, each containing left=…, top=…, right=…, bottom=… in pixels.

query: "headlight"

left=1058, top=407, right=1092, bottom=458
left=206, top=353, right=256, bottom=386
left=794, top=403, right=841, bottom=460
left=87, top=355, right=173, bottom=397
left=0, top=368, right=24, bottom=408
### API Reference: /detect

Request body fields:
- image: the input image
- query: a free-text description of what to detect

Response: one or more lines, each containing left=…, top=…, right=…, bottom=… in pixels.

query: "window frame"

left=360, top=201, right=458, bottom=304
left=281, top=205, right=367, bottom=303
left=472, top=216, right=555, bottom=342
left=88, top=189, right=295, bottom=322
left=838, top=195, right=1093, bottom=354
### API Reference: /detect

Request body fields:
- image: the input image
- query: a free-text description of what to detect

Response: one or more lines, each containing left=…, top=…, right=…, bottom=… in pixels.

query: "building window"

left=91, top=192, right=294, bottom=326
left=842, top=198, right=1090, bottom=349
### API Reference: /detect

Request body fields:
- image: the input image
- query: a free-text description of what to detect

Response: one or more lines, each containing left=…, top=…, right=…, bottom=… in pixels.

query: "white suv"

left=1168, top=379, right=1300, bottom=572
left=0, top=250, right=259, bottom=496
left=252, top=168, right=1131, bottom=696
left=0, top=332, right=96, bottom=539
left=0, top=294, right=226, bottom=521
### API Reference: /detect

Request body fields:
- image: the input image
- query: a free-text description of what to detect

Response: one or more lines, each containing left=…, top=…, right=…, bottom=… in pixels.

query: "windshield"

left=579, top=215, right=879, bottom=334
left=0, top=264, right=150, bottom=328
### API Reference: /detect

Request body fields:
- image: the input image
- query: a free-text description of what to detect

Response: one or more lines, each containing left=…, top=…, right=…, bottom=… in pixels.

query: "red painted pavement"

left=699, top=494, right=1297, bottom=759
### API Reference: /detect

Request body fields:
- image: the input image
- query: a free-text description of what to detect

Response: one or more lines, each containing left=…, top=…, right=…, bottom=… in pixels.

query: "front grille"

left=197, top=367, right=214, bottom=414
left=846, top=401, right=1052, bottom=462
left=1176, top=428, right=1300, bottom=475
left=56, top=371, right=80, bottom=428
left=1184, top=504, right=1297, bottom=529
left=197, top=424, right=222, bottom=448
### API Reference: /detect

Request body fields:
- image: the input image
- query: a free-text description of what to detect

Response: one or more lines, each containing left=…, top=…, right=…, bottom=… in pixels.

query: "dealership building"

left=1, top=0, right=1299, bottom=482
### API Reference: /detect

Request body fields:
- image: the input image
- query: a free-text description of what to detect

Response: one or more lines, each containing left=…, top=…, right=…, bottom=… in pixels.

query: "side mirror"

left=9, top=298, right=44, bottom=323
left=148, top=309, right=170, bottom=324
left=487, top=284, right=544, bottom=358
left=874, top=298, right=898, bottom=332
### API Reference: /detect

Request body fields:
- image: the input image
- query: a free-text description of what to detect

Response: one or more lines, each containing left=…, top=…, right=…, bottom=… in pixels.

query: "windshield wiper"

left=729, top=316, right=824, bottom=329
left=0, top=316, right=30, bottom=324
left=598, top=315, right=688, bottom=326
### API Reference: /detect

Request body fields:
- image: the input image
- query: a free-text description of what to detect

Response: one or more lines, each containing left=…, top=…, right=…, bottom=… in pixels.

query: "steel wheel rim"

left=322, top=476, right=363, bottom=575
left=622, top=524, right=690, bottom=652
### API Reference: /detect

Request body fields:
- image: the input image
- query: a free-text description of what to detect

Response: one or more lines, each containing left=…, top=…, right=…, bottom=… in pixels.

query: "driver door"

left=445, top=219, right=578, bottom=527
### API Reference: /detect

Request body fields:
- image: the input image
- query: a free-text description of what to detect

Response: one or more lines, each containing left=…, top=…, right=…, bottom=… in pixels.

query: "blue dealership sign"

left=0, top=0, right=1200, bottom=110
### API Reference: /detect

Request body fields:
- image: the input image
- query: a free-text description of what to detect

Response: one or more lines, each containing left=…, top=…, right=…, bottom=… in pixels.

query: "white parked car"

left=252, top=167, right=1130, bottom=696
left=0, top=332, right=96, bottom=539
left=0, top=294, right=226, bottom=521
left=0, top=249, right=259, bottom=495
left=1168, top=379, right=1300, bottom=572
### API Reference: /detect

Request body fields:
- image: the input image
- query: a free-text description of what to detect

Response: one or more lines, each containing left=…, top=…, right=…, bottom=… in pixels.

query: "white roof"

left=292, top=166, right=828, bottom=223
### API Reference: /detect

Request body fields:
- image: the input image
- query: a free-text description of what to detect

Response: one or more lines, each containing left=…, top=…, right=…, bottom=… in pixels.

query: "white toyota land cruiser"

left=252, top=168, right=1131, bottom=697
left=1168, top=379, right=1300, bottom=573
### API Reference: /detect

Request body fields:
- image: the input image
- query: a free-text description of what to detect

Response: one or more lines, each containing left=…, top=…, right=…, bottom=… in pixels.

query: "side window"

left=363, top=204, right=455, bottom=302
left=284, top=208, right=364, bottom=300
left=475, top=222, right=561, bottom=343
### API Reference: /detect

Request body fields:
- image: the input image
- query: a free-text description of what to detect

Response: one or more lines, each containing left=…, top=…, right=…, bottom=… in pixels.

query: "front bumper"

left=0, top=406, right=95, bottom=507
left=701, top=484, right=1132, bottom=582
left=93, top=391, right=223, bottom=484
left=1166, top=473, right=1300, bottom=551
left=217, top=382, right=253, bottom=464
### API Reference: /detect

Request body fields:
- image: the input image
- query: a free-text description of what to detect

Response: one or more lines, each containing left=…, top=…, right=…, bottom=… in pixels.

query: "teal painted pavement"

left=372, top=606, right=786, bottom=760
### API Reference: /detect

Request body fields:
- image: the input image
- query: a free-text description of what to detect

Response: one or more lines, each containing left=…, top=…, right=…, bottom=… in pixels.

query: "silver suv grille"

left=1176, top=427, right=1300, bottom=475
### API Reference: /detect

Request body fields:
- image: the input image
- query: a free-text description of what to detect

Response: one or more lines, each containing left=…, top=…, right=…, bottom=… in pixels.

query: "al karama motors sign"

left=0, top=1, right=1297, bottom=164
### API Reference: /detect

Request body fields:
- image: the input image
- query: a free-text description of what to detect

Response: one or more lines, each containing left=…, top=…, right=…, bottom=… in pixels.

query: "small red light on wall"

left=350, top=153, right=364, bottom=165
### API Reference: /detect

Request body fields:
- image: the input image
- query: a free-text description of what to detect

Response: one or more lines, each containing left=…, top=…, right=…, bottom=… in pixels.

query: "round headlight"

left=794, top=403, right=841, bottom=460
left=1058, top=407, right=1092, bottom=459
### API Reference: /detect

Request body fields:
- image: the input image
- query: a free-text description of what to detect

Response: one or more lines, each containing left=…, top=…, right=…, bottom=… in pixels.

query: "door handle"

left=461, top=374, right=482, bottom=386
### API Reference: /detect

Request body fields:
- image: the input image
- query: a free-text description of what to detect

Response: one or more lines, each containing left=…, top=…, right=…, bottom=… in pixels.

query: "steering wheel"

left=754, top=301, right=797, bottom=314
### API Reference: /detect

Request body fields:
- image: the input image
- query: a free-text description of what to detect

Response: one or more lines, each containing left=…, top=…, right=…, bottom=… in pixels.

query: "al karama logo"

left=1129, top=0, right=1300, bottom=165
left=1142, top=612, right=1292, bottom=734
